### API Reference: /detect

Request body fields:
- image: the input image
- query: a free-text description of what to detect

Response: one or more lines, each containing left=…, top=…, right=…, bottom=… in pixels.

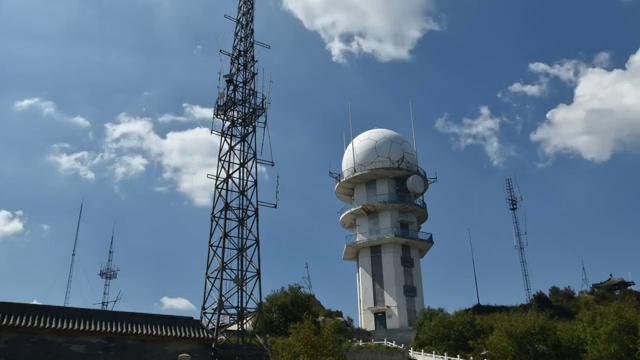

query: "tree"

left=576, top=297, right=640, bottom=359
left=484, top=309, right=565, bottom=360
left=262, top=284, right=319, bottom=337
left=413, top=307, right=480, bottom=357
left=269, top=318, right=348, bottom=360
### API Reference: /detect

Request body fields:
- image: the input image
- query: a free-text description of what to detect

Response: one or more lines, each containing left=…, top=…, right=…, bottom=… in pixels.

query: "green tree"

left=484, top=309, right=564, bottom=360
left=576, top=297, right=640, bottom=359
left=269, top=318, right=348, bottom=360
left=413, top=307, right=480, bottom=357
left=262, top=284, right=319, bottom=337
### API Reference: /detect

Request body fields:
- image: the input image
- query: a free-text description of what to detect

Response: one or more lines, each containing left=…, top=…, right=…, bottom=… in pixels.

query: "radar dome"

left=342, top=129, right=418, bottom=174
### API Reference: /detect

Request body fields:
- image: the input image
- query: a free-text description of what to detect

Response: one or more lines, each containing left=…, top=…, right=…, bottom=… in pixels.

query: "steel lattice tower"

left=201, top=0, right=273, bottom=358
left=505, top=177, right=532, bottom=302
left=99, top=225, right=119, bottom=310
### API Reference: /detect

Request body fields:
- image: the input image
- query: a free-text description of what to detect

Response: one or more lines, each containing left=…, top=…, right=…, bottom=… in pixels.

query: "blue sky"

left=1, top=0, right=640, bottom=321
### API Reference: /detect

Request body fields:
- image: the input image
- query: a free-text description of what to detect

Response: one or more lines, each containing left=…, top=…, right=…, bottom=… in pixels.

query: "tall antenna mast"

left=468, top=228, right=481, bottom=305
left=202, top=0, right=275, bottom=357
left=581, top=260, right=590, bottom=291
left=302, top=262, right=314, bottom=295
left=504, top=176, right=532, bottom=302
left=64, top=198, right=83, bottom=307
left=348, top=100, right=356, bottom=168
left=409, top=101, right=418, bottom=163
left=99, top=223, right=119, bottom=310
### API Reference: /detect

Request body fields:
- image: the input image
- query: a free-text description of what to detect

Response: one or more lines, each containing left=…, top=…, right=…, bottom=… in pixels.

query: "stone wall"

left=0, top=330, right=211, bottom=360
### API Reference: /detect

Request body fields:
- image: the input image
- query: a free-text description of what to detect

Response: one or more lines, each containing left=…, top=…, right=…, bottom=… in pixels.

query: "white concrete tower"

left=334, top=128, right=433, bottom=335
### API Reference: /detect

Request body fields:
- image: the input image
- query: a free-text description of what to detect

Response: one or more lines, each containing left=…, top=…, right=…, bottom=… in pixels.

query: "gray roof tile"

left=0, top=301, right=212, bottom=340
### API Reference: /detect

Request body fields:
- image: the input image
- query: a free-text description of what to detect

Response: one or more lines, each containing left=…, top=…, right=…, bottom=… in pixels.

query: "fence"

left=351, top=339, right=487, bottom=360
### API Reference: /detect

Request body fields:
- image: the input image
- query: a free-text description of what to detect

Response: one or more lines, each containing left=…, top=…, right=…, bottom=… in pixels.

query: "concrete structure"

left=334, top=128, right=434, bottom=336
left=0, top=301, right=212, bottom=360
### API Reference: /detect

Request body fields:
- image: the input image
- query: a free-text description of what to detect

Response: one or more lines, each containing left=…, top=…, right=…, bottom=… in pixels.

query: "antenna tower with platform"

left=99, top=224, right=120, bottom=310
left=504, top=176, right=532, bottom=302
left=201, top=0, right=276, bottom=357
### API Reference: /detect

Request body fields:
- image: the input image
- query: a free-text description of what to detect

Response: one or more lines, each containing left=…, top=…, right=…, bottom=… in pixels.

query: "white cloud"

left=13, top=98, right=91, bottom=128
left=110, top=155, right=149, bottom=181
left=47, top=144, right=98, bottom=181
left=30, top=299, right=41, bottom=304
left=504, top=80, right=548, bottom=97
left=47, top=108, right=220, bottom=207
left=40, top=224, right=51, bottom=237
left=157, top=103, right=213, bottom=123
left=0, top=210, right=26, bottom=240
left=502, top=52, right=612, bottom=98
left=531, top=48, right=640, bottom=162
left=282, top=0, right=440, bottom=63
left=435, top=106, right=512, bottom=166
left=103, top=113, right=217, bottom=206
left=159, top=296, right=196, bottom=311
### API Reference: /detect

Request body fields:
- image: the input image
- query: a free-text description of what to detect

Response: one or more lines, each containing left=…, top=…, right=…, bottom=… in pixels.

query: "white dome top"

left=342, top=128, right=418, bottom=174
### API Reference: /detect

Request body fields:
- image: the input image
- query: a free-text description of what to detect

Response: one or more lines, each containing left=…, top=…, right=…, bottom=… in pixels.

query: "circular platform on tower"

left=335, top=128, right=429, bottom=202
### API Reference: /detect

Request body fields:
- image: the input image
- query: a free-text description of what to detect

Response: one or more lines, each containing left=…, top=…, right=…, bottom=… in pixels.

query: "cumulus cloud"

left=47, top=144, right=99, bottom=181
left=501, top=52, right=612, bottom=98
left=282, top=0, right=440, bottom=63
left=47, top=107, right=220, bottom=206
left=13, top=98, right=91, bottom=128
left=0, top=210, right=26, bottom=240
left=435, top=106, right=512, bottom=166
left=157, top=103, right=214, bottom=123
left=531, top=48, right=640, bottom=162
left=159, top=296, right=196, bottom=311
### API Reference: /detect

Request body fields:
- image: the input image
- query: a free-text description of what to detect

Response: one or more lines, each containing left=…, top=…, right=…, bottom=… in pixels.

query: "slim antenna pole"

left=99, top=222, right=119, bottom=310
left=343, top=132, right=346, bottom=151
left=409, top=101, right=419, bottom=163
left=348, top=101, right=356, bottom=168
left=64, top=198, right=84, bottom=307
left=581, top=260, right=590, bottom=291
left=468, top=228, right=481, bottom=305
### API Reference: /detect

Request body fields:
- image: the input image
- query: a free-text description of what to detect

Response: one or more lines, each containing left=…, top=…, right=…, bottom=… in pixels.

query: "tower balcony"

left=342, top=227, right=434, bottom=260
left=339, top=194, right=428, bottom=230
left=334, top=162, right=428, bottom=203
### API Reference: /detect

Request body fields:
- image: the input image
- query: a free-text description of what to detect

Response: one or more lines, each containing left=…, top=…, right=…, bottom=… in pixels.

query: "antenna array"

left=504, top=177, right=532, bottom=302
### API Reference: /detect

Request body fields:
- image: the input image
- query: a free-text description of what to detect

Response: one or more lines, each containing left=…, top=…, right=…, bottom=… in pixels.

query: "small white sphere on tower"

left=342, top=129, right=418, bottom=174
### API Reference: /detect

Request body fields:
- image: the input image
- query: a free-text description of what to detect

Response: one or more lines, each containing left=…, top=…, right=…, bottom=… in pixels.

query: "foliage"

left=413, top=307, right=480, bottom=356
left=412, top=286, right=640, bottom=359
left=262, top=284, right=321, bottom=337
left=262, top=284, right=352, bottom=360
left=269, top=317, right=348, bottom=360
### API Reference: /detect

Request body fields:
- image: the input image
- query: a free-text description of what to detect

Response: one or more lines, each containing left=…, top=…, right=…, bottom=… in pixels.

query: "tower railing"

left=346, top=227, right=433, bottom=245
left=340, top=193, right=427, bottom=215
left=337, top=161, right=427, bottom=182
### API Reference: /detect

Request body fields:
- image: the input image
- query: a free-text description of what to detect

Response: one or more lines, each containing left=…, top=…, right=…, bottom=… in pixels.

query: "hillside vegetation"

left=413, top=286, right=640, bottom=359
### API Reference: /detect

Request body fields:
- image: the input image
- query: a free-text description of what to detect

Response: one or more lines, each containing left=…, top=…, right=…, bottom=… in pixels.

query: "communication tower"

left=302, top=262, right=314, bottom=295
left=581, top=260, right=590, bottom=291
left=201, top=0, right=275, bottom=357
left=64, top=199, right=83, bottom=307
left=99, top=225, right=120, bottom=310
left=504, top=176, right=532, bottom=302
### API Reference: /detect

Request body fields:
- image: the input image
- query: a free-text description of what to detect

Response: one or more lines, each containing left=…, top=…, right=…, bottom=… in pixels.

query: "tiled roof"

left=0, top=301, right=212, bottom=340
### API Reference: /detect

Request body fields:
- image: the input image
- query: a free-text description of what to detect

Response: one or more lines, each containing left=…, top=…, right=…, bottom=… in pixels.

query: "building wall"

left=352, top=176, right=426, bottom=331
left=0, top=330, right=211, bottom=360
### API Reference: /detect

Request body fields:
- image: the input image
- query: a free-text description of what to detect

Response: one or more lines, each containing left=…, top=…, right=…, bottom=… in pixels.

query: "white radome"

left=342, top=128, right=418, bottom=173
